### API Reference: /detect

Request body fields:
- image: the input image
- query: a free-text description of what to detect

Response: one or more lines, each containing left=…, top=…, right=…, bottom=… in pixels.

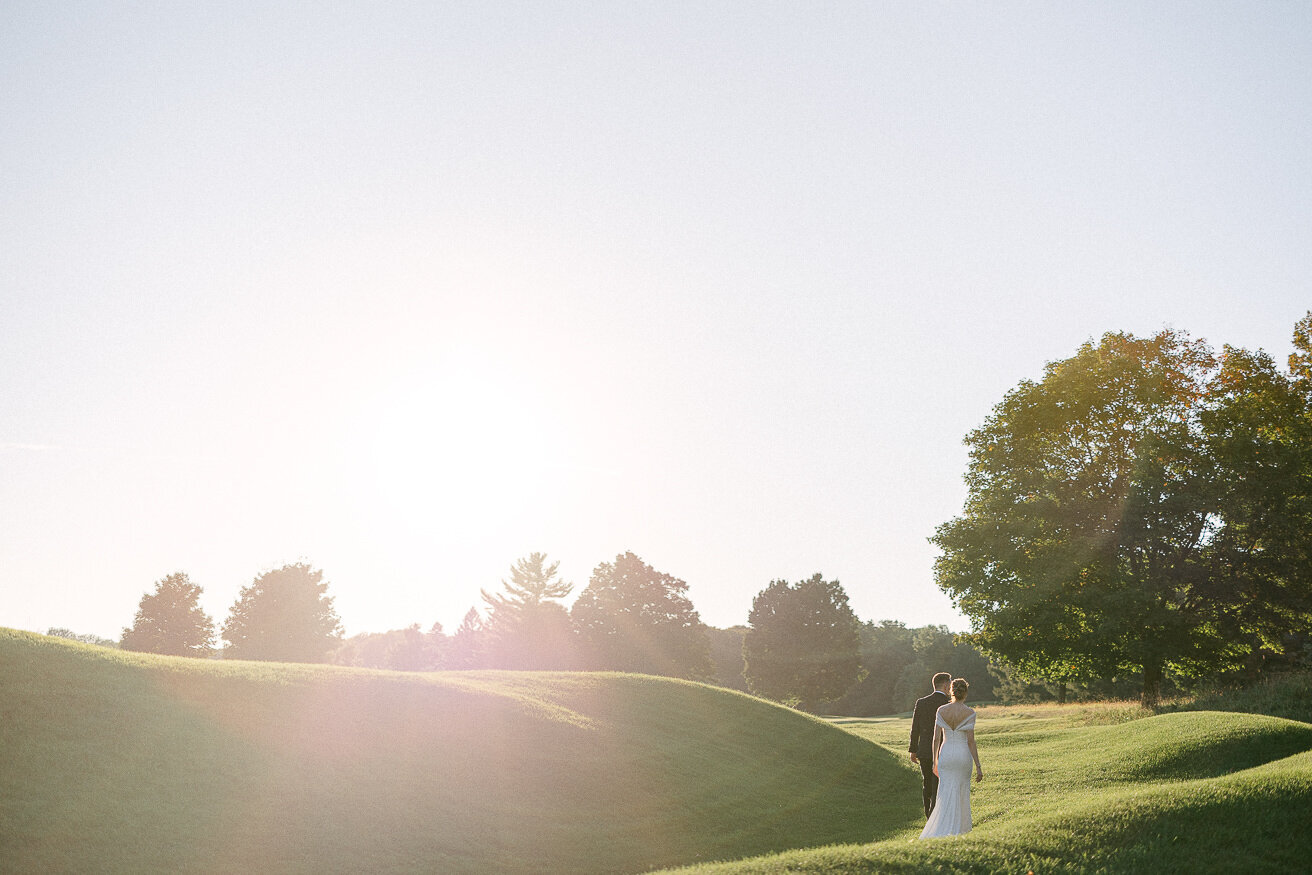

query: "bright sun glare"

left=364, top=363, right=563, bottom=540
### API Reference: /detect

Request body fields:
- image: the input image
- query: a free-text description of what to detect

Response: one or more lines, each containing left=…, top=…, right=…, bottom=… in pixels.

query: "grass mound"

left=661, top=704, right=1312, bottom=874
left=0, top=629, right=911, bottom=873
left=994, top=710, right=1312, bottom=784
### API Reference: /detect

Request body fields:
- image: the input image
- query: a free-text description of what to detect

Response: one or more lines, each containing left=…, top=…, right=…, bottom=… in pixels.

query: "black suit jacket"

left=909, top=690, right=950, bottom=758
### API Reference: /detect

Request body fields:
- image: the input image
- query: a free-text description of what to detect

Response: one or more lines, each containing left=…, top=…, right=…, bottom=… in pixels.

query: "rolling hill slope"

left=12, top=629, right=1309, bottom=874
left=0, top=629, right=913, bottom=873
left=662, top=705, right=1312, bottom=873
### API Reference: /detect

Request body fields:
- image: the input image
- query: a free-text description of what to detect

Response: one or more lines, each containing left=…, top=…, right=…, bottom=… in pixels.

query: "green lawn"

left=660, top=703, right=1312, bottom=874
left=5, top=629, right=1311, bottom=874
left=0, top=629, right=908, bottom=873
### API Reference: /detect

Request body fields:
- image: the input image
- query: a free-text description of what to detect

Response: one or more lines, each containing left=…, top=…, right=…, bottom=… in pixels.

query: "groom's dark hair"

left=932, top=672, right=952, bottom=689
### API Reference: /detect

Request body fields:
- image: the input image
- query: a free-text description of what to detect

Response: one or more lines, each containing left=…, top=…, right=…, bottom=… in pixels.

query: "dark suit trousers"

left=919, top=757, right=938, bottom=817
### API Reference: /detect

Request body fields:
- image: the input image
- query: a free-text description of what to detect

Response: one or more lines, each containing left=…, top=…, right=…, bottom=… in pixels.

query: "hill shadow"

left=1, top=631, right=924, bottom=874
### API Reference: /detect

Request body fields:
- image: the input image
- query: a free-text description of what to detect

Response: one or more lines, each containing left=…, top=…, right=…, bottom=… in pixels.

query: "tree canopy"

left=743, top=573, right=863, bottom=711
left=480, top=553, right=576, bottom=669
left=332, top=623, right=444, bottom=671
left=46, top=627, right=119, bottom=649
left=120, top=572, right=215, bottom=657
left=446, top=607, right=486, bottom=670
left=933, top=325, right=1312, bottom=704
left=825, top=621, right=997, bottom=715
left=706, top=625, right=750, bottom=692
left=571, top=551, right=712, bottom=680
left=221, top=563, right=343, bottom=663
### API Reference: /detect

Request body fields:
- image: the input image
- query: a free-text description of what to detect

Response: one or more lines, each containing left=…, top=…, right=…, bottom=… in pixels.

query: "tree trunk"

left=1141, top=663, right=1162, bottom=708
left=1057, top=681, right=1067, bottom=705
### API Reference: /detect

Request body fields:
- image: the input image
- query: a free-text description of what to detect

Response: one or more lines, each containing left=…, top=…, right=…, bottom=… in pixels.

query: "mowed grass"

left=7, top=629, right=1312, bottom=875
left=0, top=629, right=914, bottom=873
left=659, top=701, right=1312, bottom=874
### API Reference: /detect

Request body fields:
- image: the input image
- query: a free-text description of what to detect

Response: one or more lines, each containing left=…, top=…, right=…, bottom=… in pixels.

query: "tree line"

left=93, top=314, right=1312, bottom=713
left=107, top=551, right=999, bottom=715
left=115, top=552, right=719, bottom=675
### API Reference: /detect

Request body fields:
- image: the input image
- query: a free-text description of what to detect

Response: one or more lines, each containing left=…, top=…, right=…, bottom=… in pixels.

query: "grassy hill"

left=0, top=629, right=912, bottom=873
left=7, top=629, right=1312, bottom=874
left=660, top=703, right=1312, bottom=874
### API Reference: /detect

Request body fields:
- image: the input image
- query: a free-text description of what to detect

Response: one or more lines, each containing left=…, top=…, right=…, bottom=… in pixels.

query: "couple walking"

left=908, top=671, right=985, bottom=839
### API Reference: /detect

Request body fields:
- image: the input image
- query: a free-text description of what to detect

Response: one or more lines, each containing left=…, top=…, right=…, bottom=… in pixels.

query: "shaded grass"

left=0, top=629, right=913, bottom=873
left=1170, top=670, right=1312, bottom=725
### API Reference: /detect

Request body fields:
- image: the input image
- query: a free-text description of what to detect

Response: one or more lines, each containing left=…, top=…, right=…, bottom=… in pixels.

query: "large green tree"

left=221, top=563, right=343, bottom=662
left=1198, top=340, right=1312, bottom=668
left=821, top=622, right=1000, bottom=716
left=823, top=621, right=916, bottom=716
left=933, top=327, right=1312, bottom=705
left=121, top=572, right=215, bottom=656
left=571, top=551, right=712, bottom=680
left=743, top=573, right=862, bottom=711
left=888, top=625, right=996, bottom=711
left=480, top=553, right=576, bottom=669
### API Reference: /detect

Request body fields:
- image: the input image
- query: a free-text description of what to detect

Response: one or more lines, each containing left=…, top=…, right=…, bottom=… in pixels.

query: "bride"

left=919, top=677, right=984, bottom=839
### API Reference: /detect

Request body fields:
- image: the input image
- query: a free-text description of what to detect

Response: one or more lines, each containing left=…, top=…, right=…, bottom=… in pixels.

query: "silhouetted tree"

left=446, top=607, right=486, bottom=669
left=120, top=572, right=215, bottom=656
left=571, top=551, right=712, bottom=680
left=743, top=573, right=862, bottom=711
left=333, top=623, right=445, bottom=671
left=706, top=625, right=749, bottom=692
left=482, top=552, right=573, bottom=615
left=221, top=563, right=342, bottom=662
left=481, top=553, right=577, bottom=669
left=46, top=627, right=119, bottom=648
left=388, top=622, right=445, bottom=671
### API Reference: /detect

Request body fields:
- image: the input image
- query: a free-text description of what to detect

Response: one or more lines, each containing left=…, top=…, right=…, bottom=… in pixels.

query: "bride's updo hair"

left=951, top=678, right=969, bottom=701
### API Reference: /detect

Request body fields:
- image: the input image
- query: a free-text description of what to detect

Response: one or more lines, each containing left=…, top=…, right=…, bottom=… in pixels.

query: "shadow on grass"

left=2, top=633, right=928, bottom=874
left=531, top=676, right=927, bottom=870
left=1014, top=754, right=1312, bottom=873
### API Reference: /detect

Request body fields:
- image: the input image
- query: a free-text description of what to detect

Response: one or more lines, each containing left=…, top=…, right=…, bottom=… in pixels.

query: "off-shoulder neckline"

left=937, top=705, right=976, bottom=731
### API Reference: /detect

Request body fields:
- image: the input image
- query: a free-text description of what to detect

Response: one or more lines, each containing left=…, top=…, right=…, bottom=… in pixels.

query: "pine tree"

left=447, top=607, right=485, bottom=669
left=480, top=552, right=577, bottom=669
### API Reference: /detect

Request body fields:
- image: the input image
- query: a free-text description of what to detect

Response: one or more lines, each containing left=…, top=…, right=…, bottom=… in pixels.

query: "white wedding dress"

left=919, top=708, right=976, bottom=839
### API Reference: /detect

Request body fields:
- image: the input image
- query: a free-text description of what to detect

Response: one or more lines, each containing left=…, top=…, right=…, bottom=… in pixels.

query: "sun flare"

left=362, top=363, right=563, bottom=539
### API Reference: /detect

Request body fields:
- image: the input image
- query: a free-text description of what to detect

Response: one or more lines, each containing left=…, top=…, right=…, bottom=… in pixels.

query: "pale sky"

left=3, top=2, right=1310, bottom=642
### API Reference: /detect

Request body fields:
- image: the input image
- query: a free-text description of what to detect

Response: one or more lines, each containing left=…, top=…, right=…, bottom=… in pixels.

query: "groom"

left=908, top=672, right=952, bottom=817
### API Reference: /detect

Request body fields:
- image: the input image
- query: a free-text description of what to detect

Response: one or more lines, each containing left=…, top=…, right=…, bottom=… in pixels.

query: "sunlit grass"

left=0, top=628, right=910, bottom=873
left=660, top=700, right=1312, bottom=873
left=6, top=628, right=1311, bottom=873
